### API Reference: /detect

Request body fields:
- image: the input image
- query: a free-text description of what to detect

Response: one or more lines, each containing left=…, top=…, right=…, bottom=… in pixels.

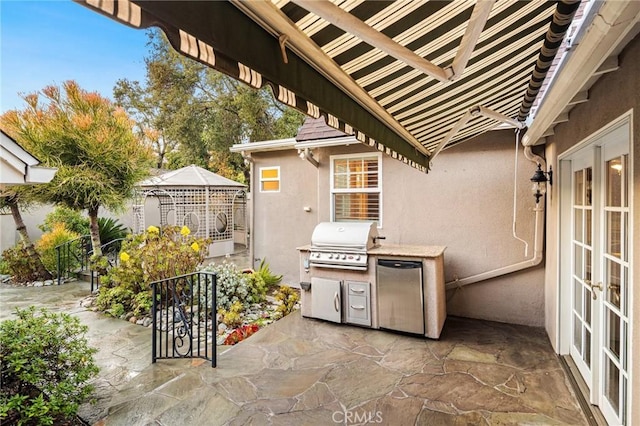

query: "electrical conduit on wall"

left=445, top=143, right=546, bottom=290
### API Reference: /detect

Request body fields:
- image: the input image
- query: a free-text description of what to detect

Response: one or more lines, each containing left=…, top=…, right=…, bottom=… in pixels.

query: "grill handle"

left=334, top=292, right=340, bottom=312
left=373, top=236, right=386, bottom=245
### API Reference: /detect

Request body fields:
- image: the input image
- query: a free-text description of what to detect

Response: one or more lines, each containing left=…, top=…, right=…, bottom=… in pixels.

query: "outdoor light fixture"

left=530, top=164, right=552, bottom=204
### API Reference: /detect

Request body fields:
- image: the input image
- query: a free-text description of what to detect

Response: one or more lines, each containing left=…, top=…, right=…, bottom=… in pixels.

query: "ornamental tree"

left=1, top=81, right=153, bottom=256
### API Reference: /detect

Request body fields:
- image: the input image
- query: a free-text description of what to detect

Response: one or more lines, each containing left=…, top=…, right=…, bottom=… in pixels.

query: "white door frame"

left=557, top=111, right=633, bottom=424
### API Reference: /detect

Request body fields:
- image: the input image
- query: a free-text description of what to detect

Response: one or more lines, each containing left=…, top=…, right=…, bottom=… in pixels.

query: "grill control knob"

left=341, top=254, right=347, bottom=260
left=355, top=255, right=361, bottom=260
left=328, top=254, right=334, bottom=259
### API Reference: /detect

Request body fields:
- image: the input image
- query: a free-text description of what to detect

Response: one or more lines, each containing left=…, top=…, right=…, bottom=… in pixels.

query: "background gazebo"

left=133, top=165, right=247, bottom=257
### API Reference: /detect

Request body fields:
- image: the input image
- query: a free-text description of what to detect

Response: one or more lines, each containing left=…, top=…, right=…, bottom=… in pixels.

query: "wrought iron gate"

left=151, top=272, right=217, bottom=367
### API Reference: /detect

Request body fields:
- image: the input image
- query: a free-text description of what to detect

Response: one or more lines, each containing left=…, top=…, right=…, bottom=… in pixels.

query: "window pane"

left=605, top=357, right=620, bottom=415
left=574, top=209, right=583, bottom=243
left=261, top=168, right=279, bottom=179
left=606, top=211, right=621, bottom=258
left=608, top=308, right=620, bottom=361
left=607, top=259, right=621, bottom=310
left=261, top=181, right=279, bottom=192
left=606, top=157, right=622, bottom=207
left=574, top=170, right=583, bottom=205
left=334, top=193, right=380, bottom=221
left=585, top=168, right=592, bottom=206
left=334, top=159, right=347, bottom=174
left=585, top=209, right=592, bottom=246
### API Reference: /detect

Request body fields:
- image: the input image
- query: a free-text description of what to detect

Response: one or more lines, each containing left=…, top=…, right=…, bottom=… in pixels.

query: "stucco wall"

left=251, top=151, right=320, bottom=281
left=251, top=129, right=546, bottom=326
left=544, top=33, right=639, bottom=425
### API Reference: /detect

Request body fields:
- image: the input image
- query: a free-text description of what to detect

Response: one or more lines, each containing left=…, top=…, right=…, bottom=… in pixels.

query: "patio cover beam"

left=290, top=0, right=451, bottom=82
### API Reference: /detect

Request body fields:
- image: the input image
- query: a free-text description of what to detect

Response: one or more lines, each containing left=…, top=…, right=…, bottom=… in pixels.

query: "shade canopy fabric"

left=137, top=164, right=246, bottom=189
left=80, top=0, right=580, bottom=172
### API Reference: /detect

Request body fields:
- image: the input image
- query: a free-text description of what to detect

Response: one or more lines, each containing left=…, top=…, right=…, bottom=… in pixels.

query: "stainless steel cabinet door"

left=310, top=277, right=342, bottom=323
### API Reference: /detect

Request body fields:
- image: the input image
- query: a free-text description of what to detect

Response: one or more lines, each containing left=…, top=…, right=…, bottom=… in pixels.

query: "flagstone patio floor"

left=1, top=274, right=588, bottom=425
left=94, top=313, right=587, bottom=425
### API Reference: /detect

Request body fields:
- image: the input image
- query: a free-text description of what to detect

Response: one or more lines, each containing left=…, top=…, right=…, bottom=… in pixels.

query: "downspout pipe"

left=445, top=146, right=545, bottom=290
left=240, top=151, right=255, bottom=269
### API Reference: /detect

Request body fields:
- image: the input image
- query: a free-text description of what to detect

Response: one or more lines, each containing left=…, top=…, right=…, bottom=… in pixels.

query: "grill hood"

left=311, top=222, right=380, bottom=252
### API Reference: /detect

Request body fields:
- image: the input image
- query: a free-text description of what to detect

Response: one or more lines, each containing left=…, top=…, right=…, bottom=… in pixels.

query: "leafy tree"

left=114, top=29, right=304, bottom=181
left=1, top=81, right=153, bottom=257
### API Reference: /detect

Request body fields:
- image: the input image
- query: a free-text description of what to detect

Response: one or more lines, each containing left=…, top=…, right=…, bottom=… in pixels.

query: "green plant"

left=0, top=258, right=10, bottom=275
left=97, top=225, right=209, bottom=318
left=200, top=261, right=251, bottom=311
left=0, top=307, right=99, bottom=425
left=275, top=285, right=300, bottom=319
left=218, top=300, right=244, bottom=329
left=35, top=222, right=80, bottom=275
left=245, top=272, right=268, bottom=304
left=39, top=206, right=90, bottom=236
left=1, top=244, right=42, bottom=282
left=254, top=258, right=282, bottom=289
left=97, top=217, right=129, bottom=245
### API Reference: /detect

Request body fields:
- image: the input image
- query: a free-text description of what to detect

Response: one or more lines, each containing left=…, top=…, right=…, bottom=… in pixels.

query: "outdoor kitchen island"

left=298, top=243, right=447, bottom=339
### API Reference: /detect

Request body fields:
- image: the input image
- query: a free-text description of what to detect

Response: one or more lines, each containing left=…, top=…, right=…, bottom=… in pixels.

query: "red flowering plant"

left=223, top=324, right=260, bottom=345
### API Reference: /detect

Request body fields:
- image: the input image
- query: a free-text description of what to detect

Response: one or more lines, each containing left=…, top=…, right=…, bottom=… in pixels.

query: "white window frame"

left=259, top=166, right=280, bottom=193
left=330, top=152, right=382, bottom=226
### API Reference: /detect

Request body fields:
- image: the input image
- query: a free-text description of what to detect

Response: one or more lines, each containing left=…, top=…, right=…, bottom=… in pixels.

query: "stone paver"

left=1, top=274, right=588, bottom=426
left=97, top=312, right=587, bottom=425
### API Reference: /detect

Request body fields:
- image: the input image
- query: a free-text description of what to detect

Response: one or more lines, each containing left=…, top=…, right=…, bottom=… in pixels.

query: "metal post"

left=211, top=272, right=217, bottom=368
left=151, top=282, right=157, bottom=363
left=56, top=246, right=61, bottom=285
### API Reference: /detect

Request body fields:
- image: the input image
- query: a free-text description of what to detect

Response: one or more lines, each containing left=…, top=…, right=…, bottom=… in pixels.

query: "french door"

left=565, top=120, right=630, bottom=425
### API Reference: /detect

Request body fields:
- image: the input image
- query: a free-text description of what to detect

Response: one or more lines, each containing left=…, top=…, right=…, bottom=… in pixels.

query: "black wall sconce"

left=530, top=164, right=552, bottom=204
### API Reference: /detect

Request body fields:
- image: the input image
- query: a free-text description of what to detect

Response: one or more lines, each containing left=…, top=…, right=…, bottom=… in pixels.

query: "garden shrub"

left=39, top=206, right=89, bottom=236
left=254, top=258, right=282, bottom=289
left=96, top=225, right=209, bottom=318
left=1, top=244, right=42, bottom=283
left=0, top=307, right=99, bottom=426
left=274, top=285, right=300, bottom=319
left=218, top=300, right=244, bottom=329
left=199, top=261, right=251, bottom=311
left=0, top=258, right=9, bottom=275
left=35, top=222, right=80, bottom=275
left=97, top=217, right=129, bottom=246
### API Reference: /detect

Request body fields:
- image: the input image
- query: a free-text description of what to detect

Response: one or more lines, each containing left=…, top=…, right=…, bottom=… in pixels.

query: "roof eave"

left=523, top=1, right=640, bottom=146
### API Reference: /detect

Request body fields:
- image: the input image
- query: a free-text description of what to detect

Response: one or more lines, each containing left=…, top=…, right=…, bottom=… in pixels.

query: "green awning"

left=78, top=0, right=580, bottom=172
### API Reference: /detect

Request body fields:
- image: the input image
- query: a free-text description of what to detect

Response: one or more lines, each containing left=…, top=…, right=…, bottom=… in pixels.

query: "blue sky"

left=1, top=0, right=148, bottom=113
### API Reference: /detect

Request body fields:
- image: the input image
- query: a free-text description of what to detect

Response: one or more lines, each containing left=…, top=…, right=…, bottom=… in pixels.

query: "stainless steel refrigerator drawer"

left=377, top=259, right=424, bottom=334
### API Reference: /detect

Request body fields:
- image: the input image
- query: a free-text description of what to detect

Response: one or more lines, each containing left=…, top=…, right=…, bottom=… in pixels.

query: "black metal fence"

left=151, top=272, right=217, bottom=367
left=90, top=238, right=125, bottom=291
left=55, top=235, right=92, bottom=285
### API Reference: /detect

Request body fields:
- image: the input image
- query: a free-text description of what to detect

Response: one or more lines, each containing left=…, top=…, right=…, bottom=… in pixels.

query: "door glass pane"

left=573, top=279, right=582, bottom=317
left=623, top=212, right=628, bottom=261
left=607, top=260, right=621, bottom=309
left=606, top=157, right=622, bottom=207
left=585, top=209, right=592, bottom=246
left=585, top=168, right=592, bottom=206
left=585, top=329, right=591, bottom=366
left=585, top=286, right=591, bottom=327
left=623, top=269, right=628, bottom=316
left=574, top=209, right=583, bottom=243
left=622, top=155, right=628, bottom=207
left=585, top=249, right=592, bottom=282
left=605, top=357, right=620, bottom=415
left=573, top=314, right=581, bottom=350
left=608, top=308, right=620, bottom=360
left=606, top=211, right=621, bottom=258
left=574, top=244, right=583, bottom=277
left=574, top=170, right=583, bottom=204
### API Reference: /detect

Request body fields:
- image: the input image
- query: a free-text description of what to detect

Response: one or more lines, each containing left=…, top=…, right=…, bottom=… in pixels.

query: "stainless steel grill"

left=309, top=222, right=380, bottom=270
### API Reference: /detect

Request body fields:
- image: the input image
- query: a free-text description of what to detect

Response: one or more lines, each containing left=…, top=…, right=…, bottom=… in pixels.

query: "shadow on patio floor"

left=92, top=311, right=587, bottom=426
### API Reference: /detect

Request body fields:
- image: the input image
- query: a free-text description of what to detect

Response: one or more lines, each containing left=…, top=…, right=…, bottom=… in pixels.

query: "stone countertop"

left=368, top=244, right=445, bottom=258
left=297, top=244, right=445, bottom=258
